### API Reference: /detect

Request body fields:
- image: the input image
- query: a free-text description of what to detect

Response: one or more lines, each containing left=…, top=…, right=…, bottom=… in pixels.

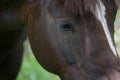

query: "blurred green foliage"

left=115, top=10, right=120, bottom=48
left=115, top=28, right=120, bottom=47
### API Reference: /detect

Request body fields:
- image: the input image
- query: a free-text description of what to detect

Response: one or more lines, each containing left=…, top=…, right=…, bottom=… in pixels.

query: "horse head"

left=28, top=0, right=120, bottom=80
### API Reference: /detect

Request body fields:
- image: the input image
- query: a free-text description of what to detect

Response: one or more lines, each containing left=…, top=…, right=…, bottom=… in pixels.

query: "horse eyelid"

left=57, top=21, right=75, bottom=32
left=54, top=17, right=76, bottom=32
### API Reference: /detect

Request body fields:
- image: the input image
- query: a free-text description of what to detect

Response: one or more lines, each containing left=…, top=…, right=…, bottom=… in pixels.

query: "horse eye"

left=59, top=22, right=73, bottom=31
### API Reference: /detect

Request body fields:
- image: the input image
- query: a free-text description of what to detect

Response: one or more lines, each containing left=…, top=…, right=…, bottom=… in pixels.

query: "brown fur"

left=1, top=0, right=120, bottom=80
left=28, top=0, right=120, bottom=80
left=64, top=0, right=97, bottom=17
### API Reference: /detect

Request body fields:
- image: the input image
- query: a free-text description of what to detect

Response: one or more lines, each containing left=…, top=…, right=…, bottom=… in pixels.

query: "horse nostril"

left=0, top=11, right=25, bottom=30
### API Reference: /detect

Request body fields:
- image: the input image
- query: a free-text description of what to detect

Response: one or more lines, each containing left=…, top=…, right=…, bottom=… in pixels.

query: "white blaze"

left=95, top=0, right=118, bottom=57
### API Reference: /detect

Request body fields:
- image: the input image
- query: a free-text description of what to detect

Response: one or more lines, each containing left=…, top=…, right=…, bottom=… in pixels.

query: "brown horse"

left=0, top=0, right=120, bottom=80
left=28, top=0, right=120, bottom=80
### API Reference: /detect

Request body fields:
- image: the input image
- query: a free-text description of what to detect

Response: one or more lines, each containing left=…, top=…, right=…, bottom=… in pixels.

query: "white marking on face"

left=95, top=0, right=118, bottom=57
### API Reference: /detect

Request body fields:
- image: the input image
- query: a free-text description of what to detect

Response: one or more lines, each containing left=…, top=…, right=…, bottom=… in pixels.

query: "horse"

left=0, top=0, right=120, bottom=80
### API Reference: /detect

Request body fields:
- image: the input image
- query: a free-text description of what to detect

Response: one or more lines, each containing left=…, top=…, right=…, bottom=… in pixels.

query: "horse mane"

left=64, top=0, right=97, bottom=16
left=64, top=0, right=118, bottom=17
left=31, top=0, right=118, bottom=16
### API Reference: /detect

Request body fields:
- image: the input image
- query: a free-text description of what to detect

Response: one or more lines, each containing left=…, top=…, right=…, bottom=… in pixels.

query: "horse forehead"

left=95, top=0, right=118, bottom=57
